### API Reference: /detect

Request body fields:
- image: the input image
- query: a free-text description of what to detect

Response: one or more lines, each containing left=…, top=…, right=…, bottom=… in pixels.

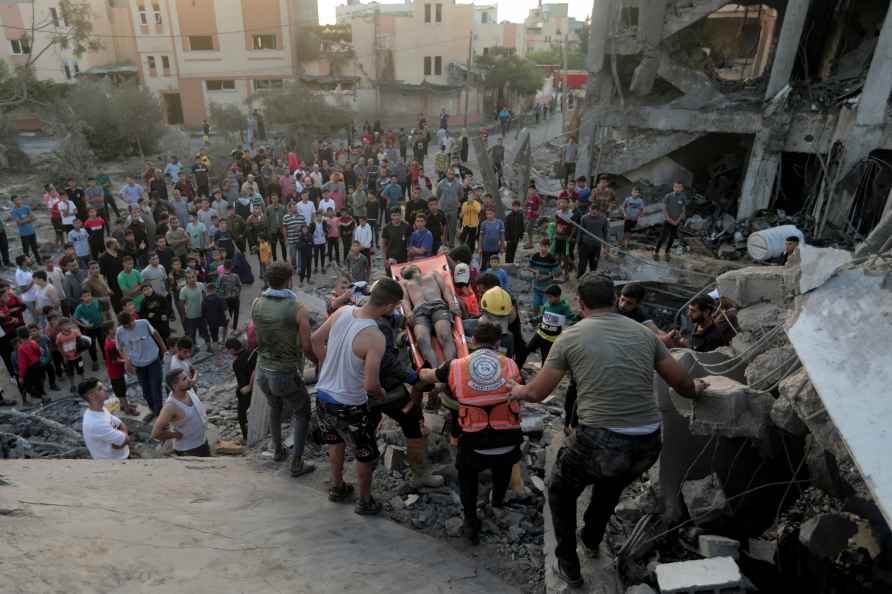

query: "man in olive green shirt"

left=510, top=274, right=702, bottom=588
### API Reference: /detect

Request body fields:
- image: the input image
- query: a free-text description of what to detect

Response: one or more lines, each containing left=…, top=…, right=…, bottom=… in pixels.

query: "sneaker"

left=354, top=496, right=382, bottom=516
left=552, top=559, right=583, bottom=588
left=272, top=447, right=287, bottom=462
left=328, top=482, right=355, bottom=502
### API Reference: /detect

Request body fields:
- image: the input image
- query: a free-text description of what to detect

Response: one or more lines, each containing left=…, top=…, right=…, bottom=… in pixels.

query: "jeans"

left=298, top=245, right=313, bottom=282
left=225, top=296, right=240, bottom=330
left=550, top=426, right=661, bottom=574
left=135, top=357, right=164, bottom=415
left=460, top=226, right=477, bottom=252
left=20, top=234, right=40, bottom=263
left=577, top=243, right=601, bottom=277
left=236, top=388, right=252, bottom=440
left=524, top=219, right=536, bottom=245
left=313, top=244, right=325, bottom=270
left=655, top=222, right=679, bottom=253
left=288, top=242, right=300, bottom=271
left=256, top=367, right=312, bottom=458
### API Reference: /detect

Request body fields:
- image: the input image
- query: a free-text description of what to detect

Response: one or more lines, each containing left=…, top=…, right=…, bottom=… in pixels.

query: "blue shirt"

left=382, top=183, right=402, bottom=209
left=479, top=218, right=504, bottom=253
left=409, top=228, right=433, bottom=259
left=492, top=267, right=510, bottom=290
left=10, top=205, right=34, bottom=236
left=120, top=183, right=144, bottom=205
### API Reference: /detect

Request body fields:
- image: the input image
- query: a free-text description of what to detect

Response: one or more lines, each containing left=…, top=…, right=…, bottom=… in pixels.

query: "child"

left=554, top=197, right=574, bottom=279
left=30, top=323, right=60, bottom=392
left=529, top=238, right=560, bottom=318
left=312, top=212, right=327, bottom=273
left=324, top=209, right=341, bottom=266
left=505, top=200, right=525, bottom=264
left=55, top=318, right=85, bottom=393
left=102, top=320, right=137, bottom=415
left=84, top=208, right=106, bottom=260
left=487, top=255, right=510, bottom=291
left=338, top=209, right=356, bottom=258
left=218, top=259, right=243, bottom=332
left=44, top=313, right=65, bottom=383
left=73, top=290, right=103, bottom=371
left=258, top=238, right=271, bottom=287
left=526, top=285, right=577, bottom=362
left=225, top=337, right=257, bottom=442
left=121, top=298, right=139, bottom=320
left=202, top=285, right=228, bottom=346
left=345, top=240, right=370, bottom=283
left=453, top=263, right=479, bottom=318
left=622, top=186, right=644, bottom=249
left=327, top=275, right=354, bottom=315
left=16, top=326, right=47, bottom=403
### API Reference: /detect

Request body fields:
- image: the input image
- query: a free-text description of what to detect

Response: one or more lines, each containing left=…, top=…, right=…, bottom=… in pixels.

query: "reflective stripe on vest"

left=449, top=350, right=521, bottom=433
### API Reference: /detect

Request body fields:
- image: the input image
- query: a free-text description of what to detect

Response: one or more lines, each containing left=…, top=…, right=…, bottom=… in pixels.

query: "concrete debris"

left=805, top=436, right=855, bottom=500
left=671, top=375, right=774, bottom=439
left=383, top=445, right=407, bottom=473
left=798, top=513, right=858, bottom=559
left=655, top=557, right=742, bottom=594
left=445, top=516, right=464, bottom=537
left=404, top=494, right=420, bottom=507
left=214, top=441, right=245, bottom=456
left=769, top=389, right=809, bottom=436
left=747, top=538, right=777, bottom=564
left=736, top=303, right=783, bottom=333
left=681, top=474, right=728, bottom=527
left=777, top=369, right=848, bottom=462
left=796, top=244, right=853, bottom=294
left=744, top=345, right=796, bottom=389
left=625, top=585, right=656, bottom=594
left=849, top=518, right=882, bottom=560
left=698, top=534, right=740, bottom=559
left=729, top=332, right=755, bottom=357
left=530, top=475, right=545, bottom=493
left=520, top=413, right=545, bottom=438
left=716, top=266, right=789, bottom=307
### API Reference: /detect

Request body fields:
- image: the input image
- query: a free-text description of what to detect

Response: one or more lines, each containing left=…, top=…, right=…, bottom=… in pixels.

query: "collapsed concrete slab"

left=655, top=557, right=742, bottom=594
left=716, top=266, right=790, bottom=307
left=670, top=375, right=775, bottom=440
left=796, top=244, right=853, bottom=294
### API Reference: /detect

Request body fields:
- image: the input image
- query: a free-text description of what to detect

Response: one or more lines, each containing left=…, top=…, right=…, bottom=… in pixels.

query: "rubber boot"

left=406, top=437, right=444, bottom=488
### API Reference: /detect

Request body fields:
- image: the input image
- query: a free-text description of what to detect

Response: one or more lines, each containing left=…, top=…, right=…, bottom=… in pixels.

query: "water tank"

left=747, top=225, right=804, bottom=261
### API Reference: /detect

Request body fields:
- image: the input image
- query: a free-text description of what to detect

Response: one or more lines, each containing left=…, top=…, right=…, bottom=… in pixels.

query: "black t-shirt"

left=192, top=164, right=210, bottom=188
left=426, top=210, right=446, bottom=244
left=618, top=303, right=647, bottom=324
left=381, top=222, right=411, bottom=262
left=232, top=348, right=257, bottom=389
left=690, top=323, right=726, bottom=353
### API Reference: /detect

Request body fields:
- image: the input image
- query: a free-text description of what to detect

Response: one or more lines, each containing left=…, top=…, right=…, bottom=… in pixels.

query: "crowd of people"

left=0, top=111, right=757, bottom=589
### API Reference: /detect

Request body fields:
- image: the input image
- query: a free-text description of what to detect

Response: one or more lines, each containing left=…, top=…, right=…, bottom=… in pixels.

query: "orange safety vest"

left=448, top=349, right=522, bottom=441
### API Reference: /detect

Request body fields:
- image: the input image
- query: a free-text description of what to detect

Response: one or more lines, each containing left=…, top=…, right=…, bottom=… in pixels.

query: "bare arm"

left=297, top=306, right=316, bottom=364
left=311, top=307, right=343, bottom=367
left=655, top=354, right=698, bottom=399
left=360, top=329, right=386, bottom=399
left=151, top=329, right=167, bottom=355
left=509, top=367, right=565, bottom=403
left=434, top=272, right=458, bottom=315
left=151, top=404, right=183, bottom=441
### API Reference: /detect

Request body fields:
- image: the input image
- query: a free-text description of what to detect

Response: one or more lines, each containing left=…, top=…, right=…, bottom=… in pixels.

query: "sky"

left=318, top=1, right=593, bottom=25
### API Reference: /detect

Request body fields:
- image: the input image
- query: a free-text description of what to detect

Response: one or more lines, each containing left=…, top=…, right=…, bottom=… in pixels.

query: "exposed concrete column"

left=856, top=3, right=892, bottom=127
left=737, top=130, right=782, bottom=220
left=765, top=0, right=812, bottom=99
left=630, top=0, right=668, bottom=97
left=575, top=0, right=616, bottom=184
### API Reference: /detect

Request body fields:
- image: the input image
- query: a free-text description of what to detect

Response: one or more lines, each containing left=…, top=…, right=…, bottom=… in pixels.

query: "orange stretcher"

left=390, top=255, right=469, bottom=370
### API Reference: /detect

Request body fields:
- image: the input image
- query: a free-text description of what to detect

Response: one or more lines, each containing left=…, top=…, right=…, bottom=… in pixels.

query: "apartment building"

left=0, top=0, right=136, bottom=83
left=521, top=2, right=586, bottom=56
left=473, top=5, right=520, bottom=59
left=129, top=0, right=316, bottom=127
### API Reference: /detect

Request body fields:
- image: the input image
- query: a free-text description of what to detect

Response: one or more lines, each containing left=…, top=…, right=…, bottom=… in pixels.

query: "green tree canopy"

left=477, top=52, right=544, bottom=98
left=260, top=83, right=352, bottom=158
left=527, top=47, right=586, bottom=70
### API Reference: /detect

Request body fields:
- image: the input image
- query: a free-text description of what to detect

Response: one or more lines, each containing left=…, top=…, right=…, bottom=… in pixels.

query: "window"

left=424, top=4, right=431, bottom=23
left=423, top=56, right=432, bottom=76
left=10, top=39, right=30, bottom=55
left=481, top=12, right=489, bottom=24
left=252, top=34, right=277, bottom=50
left=49, top=7, right=59, bottom=27
left=434, top=56, right=442, bottom=75
left=206, top=80, right=235, bottom=91
left=253, top=79, right=284, bottom=91
left=435, top=3, right=442, bottom=22
left=188, top=35, right=214, bottom=51
left=161, top=55, right=170, bottom=75
left=137, top=3, right=147, bottom=25
left=152, top=2, right=162, bottom=24
left=147, top=56, right=157, bottom=77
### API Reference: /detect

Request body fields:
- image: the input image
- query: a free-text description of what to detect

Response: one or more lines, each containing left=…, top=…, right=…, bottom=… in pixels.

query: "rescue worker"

left=420, top=322, right=523, bottom=545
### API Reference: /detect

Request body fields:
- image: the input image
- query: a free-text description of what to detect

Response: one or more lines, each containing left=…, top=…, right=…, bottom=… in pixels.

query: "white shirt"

left=353, top=224, right=373, bottom=249
left=318, top=198, right=336, bottom=215
left=296, top=201, right=316, bottom=225
left=168, top=354, right=193, bottom=379
left=82, top=409, right=129, bottom=459
left=310, top=171, right=323, bottom=188
left=59, top=200, right=78, bottom=226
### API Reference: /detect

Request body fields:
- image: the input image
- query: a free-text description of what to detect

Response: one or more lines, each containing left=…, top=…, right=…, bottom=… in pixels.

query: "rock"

left=423, top=412, right=445, bottom=434
left=625, top=585, right=657, bottom=594
left=798, top=513, right=858, bottom=559
left=797, top=244, right=852, bottom=294
left=445, top=516, right=464, bottom=537
left=655, top=557, right=742, bottom=594
left=770, top=389, right=808, bottom=436
left=681, top=474, right=728, bottom=526
left=389, top=495, right=406, bottom=511
left=614, top=499, right=645, bottom=526
left=747, top=538, right=777, bottom=564
left=744, top=345, right=796, bottom=389
left=849, top=518, right=882, bottom=559
left=717, top=266, right=789, bottom=307
left=779, top=369, right=848, bottom=461
left=736, top=303, right=783, bottom=332
left=508, top=525, right=524, bottom=542
left=404, top=494, right=420, bottom=507
left=805, top=436, right=854, bottom=499
left=383, top=445, right=407, bottom=473
left=530, top=475, right=545, bottom=493
left=671, top=375, right=774, bottom=439
left=730, top=332, right=755, bottom=356
left=698, top=535, right=740, bottom=559
left=214, top=440, right=245, bottom=455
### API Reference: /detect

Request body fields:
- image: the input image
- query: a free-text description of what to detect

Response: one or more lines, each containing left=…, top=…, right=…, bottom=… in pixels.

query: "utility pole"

left=463, top=32, right=472, bottom=128
left=560, top=30, right=568, bottom=130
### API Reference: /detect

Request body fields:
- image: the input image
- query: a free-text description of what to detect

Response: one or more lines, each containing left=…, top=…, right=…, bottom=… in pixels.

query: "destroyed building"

left=574, top=0, right=892, bottom=244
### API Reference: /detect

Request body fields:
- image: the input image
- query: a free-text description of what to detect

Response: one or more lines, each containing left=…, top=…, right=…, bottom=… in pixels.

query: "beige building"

left=521, top=2, right=586, bottom=57
left=0, top=0, right=136, bottom=83
left=129, top=0, right=317, bottom=126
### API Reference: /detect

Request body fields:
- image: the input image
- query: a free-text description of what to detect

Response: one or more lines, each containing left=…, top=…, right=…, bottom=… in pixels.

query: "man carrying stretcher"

left=399, top=264, right=461, bottom=367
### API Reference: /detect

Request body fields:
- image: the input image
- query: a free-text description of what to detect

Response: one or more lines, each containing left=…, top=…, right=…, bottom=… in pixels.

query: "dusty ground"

left=0, top=458, right=519, bottom=594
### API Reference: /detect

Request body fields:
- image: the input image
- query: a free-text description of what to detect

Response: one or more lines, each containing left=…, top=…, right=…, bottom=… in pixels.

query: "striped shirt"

left=282, top=213, right=304, bottom=244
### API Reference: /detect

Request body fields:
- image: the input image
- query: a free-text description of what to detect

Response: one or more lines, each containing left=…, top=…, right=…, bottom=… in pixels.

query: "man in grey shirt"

left=436, top=170, right=462, bottom=246
left=115, top=312, right=167, bottom=415
left=654, top=180, right=688, bottom=259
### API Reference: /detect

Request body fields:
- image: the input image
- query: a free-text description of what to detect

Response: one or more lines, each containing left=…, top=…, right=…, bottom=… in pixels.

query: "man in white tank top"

left=311, top=278, right=404, bottom=515
left=151, top=368, right=210, bottom=457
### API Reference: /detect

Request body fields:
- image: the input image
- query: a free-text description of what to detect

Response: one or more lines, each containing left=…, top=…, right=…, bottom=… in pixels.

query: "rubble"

left=798, top=513, right=858, bottom=559
left=681, top=474, right=728, bottom=527
left=743, top=345, right=797, bottom=389
left=698, top=534, right=740, bottom=559
left=735, top=303, right=783, bottom=333
left=655, top=557, right=742, bottom=594
left=671, top=375, right=774, bottom=440
left=716, top=266, right=790, bottom=307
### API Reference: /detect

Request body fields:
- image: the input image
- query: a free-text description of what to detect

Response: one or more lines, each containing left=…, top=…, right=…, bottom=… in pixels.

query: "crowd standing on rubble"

left=1, top=117, right=766, bottom=590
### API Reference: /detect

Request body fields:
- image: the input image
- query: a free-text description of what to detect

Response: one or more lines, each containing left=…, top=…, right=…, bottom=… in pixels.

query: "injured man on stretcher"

left=399, top=264, right=461, bottom=367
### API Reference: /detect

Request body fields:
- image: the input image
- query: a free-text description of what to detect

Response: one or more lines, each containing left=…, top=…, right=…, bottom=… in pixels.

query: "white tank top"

left=166, top=391, right=207, bottom=451
left=316, top=306, right=378, bottom=406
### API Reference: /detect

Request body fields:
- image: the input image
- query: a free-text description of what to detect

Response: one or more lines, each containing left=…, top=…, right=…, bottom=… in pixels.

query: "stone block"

left=770, top=391, right=808, bottom=436
left=797, top=245, right=853, bottom=294
left=682, top=473, right=728, bottom=526
left=717, top=266, right=788, bottom=307
left=805, top=436, right=854, bottom=499
left=671, top=375, right=774, bottom=439
left=798, top=513, right=858, bottom=559
left=730, top=332, right=755, bottom=357
left=698, top=534, right=740, bottom=559
left=625, top=585, right=657, bottom=594
left=747, top=538, right=777, bottom=564
left=744, top=345, right=796, bottom=389
left=383, top=445, right=407, bottom=473
left=445, top=516, right=464, bottom=537
left=655, top=557, right=742, bottom=593
left=736, top=303, right=783, bottom=332
left=779, top=369, right=849, bottom=461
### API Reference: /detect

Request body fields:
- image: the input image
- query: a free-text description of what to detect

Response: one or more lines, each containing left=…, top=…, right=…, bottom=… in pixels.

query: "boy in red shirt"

left=15, top=326, right=47, bottom=404
left=55, top=319, right=84, bottom=393
left=103, top=320, right=137, bottom=415
left=84, top=208, right=106, bottom=260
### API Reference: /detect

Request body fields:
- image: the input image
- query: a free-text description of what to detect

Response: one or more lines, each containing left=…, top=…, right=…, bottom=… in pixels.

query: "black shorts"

left=111, top=376, right=127, bottom=400
left=624, top=219, right=637, bottom=232
left=316, top=399, right=380, bottom=463
left=413, top=300, right=451, bottom=328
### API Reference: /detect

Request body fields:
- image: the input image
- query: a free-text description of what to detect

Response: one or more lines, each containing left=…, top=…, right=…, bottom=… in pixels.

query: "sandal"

left=354, top=496, right=382, bottom=516
left=328, top=482, right=355, bottom=502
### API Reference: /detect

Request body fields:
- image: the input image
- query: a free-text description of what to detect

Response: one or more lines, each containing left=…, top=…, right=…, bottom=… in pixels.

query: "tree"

left=209, top=102, right=247, bottom=140
left=477, top=52, right=545, bottom=106
left=260, top=82, right=352, bottom=159
left=0, top=0, right=101, bottom=108
left=527, top=47, right=586, bottom=70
